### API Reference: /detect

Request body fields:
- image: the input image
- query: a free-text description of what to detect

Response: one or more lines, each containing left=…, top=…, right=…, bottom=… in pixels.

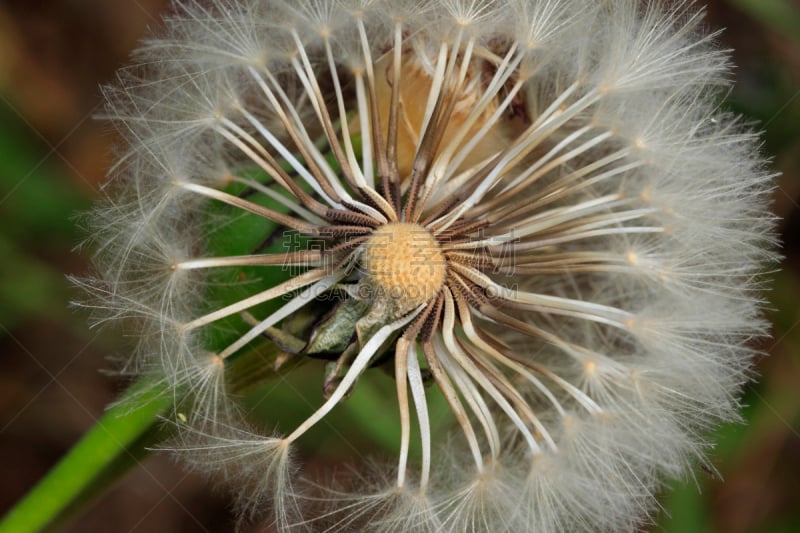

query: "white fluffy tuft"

left=83, top=0, right=777, bottom=531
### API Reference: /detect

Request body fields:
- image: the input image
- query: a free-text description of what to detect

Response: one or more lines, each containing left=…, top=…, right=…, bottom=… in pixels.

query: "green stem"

left=0, top=377, right=171, bottom=533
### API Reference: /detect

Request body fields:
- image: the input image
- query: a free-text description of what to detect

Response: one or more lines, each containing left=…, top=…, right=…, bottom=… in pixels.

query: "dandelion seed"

left=83, top=0, right=776, bottom=531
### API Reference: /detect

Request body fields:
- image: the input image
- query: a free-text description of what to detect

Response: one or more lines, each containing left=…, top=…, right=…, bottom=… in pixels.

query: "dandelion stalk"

left=0, top=377, right=170, bottom=533
left=0, top=334, right=298, bottom=533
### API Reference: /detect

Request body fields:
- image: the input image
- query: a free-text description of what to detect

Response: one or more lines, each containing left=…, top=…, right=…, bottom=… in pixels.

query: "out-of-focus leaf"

left=726, top=0, right=800, bottom=42
left=0, top=377, right=171, bottom=533
left=0, top=234, right=69, bottom=328
left=0, top=103, right=90, bottom=239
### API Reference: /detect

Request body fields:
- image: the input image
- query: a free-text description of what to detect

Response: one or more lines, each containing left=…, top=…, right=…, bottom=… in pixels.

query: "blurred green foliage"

left=0, top=105, right=89, bottom=329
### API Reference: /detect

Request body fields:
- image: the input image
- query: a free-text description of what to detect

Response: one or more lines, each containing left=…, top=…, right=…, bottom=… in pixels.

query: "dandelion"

left=83, top=0, right=776, bottom=531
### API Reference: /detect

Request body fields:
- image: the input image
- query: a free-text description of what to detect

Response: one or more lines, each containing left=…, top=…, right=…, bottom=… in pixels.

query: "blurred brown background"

left=0, top=1, right=798, bottom=532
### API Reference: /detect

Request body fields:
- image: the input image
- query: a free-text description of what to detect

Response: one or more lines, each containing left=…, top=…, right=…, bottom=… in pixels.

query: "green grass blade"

left=0, top=377, right=171, bottom=533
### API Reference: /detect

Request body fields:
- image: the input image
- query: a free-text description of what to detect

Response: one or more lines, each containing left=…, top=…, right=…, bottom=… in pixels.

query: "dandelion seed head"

left=81, top=0, right=778, bottom=530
